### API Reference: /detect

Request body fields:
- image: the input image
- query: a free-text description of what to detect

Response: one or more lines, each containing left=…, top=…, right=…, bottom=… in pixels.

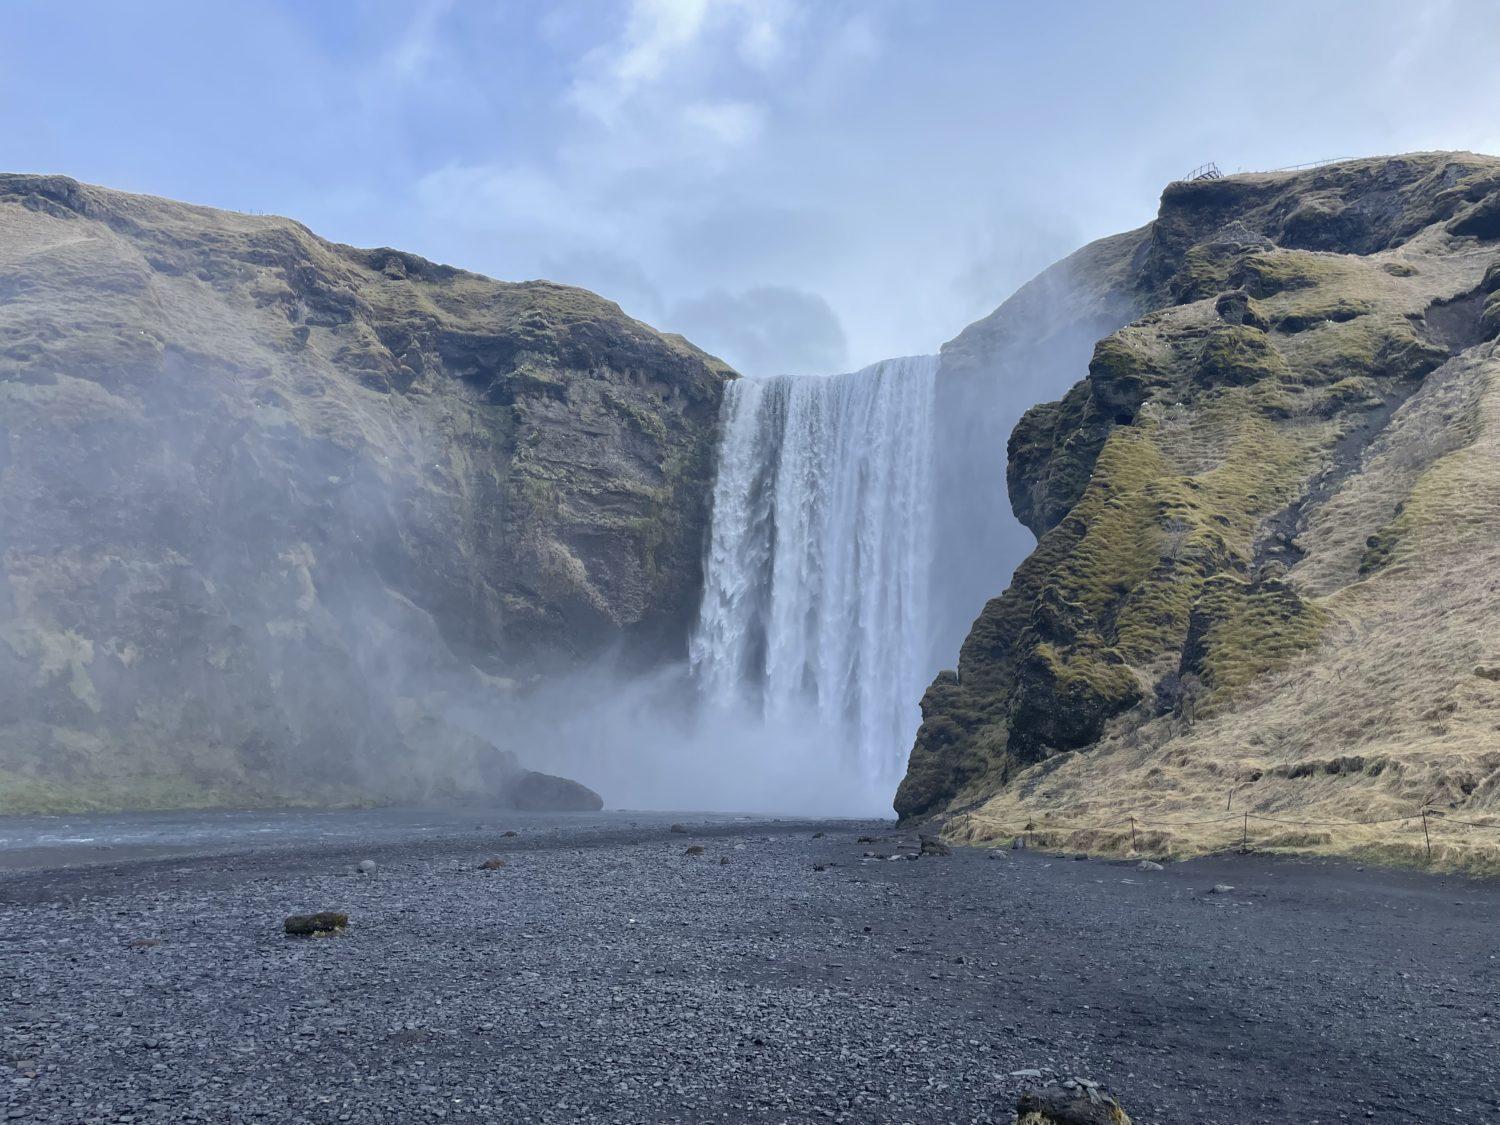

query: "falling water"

left=690, top=355, right=939, bottom=800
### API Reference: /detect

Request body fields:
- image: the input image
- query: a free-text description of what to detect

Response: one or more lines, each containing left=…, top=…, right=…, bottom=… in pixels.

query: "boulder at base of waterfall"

left=505, top=770, right=604, bottom=812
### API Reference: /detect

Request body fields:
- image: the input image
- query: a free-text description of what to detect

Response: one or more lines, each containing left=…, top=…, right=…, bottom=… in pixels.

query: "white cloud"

left=568, top=0, right=715, bottom=122
left=681, top=99, right=765, bottom=148
left=385, top=0, right=456, bottom=83
left=567, top=0, right=799, bottom=153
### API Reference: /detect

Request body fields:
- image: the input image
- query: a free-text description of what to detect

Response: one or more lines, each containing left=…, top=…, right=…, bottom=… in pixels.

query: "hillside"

left=900, top=153, right=1500, bottom=869
left=0, top=174, right=731, bottom=811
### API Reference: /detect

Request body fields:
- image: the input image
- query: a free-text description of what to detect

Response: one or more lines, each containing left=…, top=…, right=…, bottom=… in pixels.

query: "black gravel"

left=2, top=811, right=1498, bottom=1124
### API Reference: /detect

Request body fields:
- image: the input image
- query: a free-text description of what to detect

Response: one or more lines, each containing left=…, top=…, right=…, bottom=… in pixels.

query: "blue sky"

left=4, top=1, right=1499, bottom=374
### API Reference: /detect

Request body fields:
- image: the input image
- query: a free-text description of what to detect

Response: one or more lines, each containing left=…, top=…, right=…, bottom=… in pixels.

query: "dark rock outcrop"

left=1015, top=1083, right=1132, bottom=1125
left=0, top=175, right=732, bottom=811
left=505, top=770, right=604, bottom=812
left=283, top=911, right=348, bottom=936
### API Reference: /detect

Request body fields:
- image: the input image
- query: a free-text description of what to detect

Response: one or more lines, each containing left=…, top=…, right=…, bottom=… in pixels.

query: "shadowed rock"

left=919, top=834, right=952, bottom=857
left=505, top=770, right=603, bottom=812
left=1016, top=1083, right=1132, bottom=1125
left=284, top=911, right=348, bottom=937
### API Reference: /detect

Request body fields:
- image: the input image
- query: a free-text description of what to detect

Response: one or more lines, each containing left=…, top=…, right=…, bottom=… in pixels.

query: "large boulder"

left=505, top=770, right=604, bottom=812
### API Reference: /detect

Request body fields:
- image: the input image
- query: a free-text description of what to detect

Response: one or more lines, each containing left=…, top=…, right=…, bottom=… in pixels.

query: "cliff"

left=0, top=174, right=731, bottom=811
left=901, top=153, right=1500, bottom=868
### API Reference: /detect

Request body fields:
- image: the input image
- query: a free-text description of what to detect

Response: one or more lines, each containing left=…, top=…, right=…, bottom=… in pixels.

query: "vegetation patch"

left=1234, top=250, right=1355, bottom=298
left=1181, top=575, right=1326, bottom=693
left=1197, top=325, right=1289, bottom=386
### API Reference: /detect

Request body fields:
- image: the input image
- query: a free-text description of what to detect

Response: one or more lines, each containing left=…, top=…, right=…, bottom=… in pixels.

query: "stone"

left=479, top=857, right=507, bottom=870
left=283, top=912, right=349, bottom=937
left=506, top=771, right=604, bottom=813
left=1136, top=860, right=1163, bottom=871
left=357, top=859, right=377, bottom=875
left=919, top=834, right=952, bottom=857
left=683, top=845, right=705, bottom=856
left=1209, top=884, right=1234, bottom=895
left=1015, top=1083, right=1132, bottom=1125
left=1012, top=836, right=1027, bottom=850
left=670, top=824, right=688, bottom=834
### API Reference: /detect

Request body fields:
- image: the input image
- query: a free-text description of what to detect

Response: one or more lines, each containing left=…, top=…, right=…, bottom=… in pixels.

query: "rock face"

left=0, top=174, right=732, bottom=811
left=900, top=153, right=1500, bottom=859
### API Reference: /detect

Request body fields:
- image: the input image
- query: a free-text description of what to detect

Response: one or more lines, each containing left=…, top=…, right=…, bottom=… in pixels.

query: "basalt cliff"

left=0, top=175, right=730, bottom=811
left=902, top=153, right=1500, bottom=867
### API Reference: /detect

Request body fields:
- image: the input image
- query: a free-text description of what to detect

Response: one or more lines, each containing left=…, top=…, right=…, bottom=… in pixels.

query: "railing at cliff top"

left=1261, top=156, right=1360, bottom=172
left=1176, top=156, right=1363, bottom=183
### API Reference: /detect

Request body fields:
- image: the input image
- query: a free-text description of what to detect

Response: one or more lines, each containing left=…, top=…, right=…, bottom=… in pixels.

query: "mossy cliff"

left=900, top=153, right=1500, bottom=864
left=0, top=175, right=731, bottom=810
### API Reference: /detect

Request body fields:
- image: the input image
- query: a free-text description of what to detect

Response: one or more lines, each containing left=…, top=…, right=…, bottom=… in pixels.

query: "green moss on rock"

left=1181, top=575, right=1326, bottom=692
left=1197, top=325, right=1289, bottom=386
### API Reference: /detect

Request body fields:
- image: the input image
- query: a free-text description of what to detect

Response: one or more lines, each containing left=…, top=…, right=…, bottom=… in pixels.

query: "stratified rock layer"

left=901, top=153, right=1500, bottom=866
left=0, top=175, right=731, bottom=810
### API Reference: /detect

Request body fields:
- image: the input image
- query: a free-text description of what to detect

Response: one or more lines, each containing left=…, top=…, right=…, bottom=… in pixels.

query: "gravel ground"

left=1, top=811, right=1498, bottom=1124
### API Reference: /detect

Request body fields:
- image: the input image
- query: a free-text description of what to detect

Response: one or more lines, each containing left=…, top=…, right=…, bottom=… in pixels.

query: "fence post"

left=1242, top=811, right=1249, bottom=852
left=1130, top=816, right=1137, bottom=852
left=1421, top=808, right=1431, bottom=863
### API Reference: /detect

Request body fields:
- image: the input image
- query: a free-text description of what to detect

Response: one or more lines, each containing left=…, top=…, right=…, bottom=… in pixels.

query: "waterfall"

left=690, top=355, right=939, bottom=801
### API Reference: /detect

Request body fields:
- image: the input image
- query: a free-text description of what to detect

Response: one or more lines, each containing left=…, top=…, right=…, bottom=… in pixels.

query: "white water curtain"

left=691, top=355, right=938, bottom=794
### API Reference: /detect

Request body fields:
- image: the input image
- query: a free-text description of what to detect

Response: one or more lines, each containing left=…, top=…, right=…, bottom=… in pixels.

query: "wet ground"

left=1, top=809, right=1497, bottom=1123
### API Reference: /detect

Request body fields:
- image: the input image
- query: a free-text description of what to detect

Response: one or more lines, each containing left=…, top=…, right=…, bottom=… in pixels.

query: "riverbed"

left=1, top=809, right=1497, bottom=1123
